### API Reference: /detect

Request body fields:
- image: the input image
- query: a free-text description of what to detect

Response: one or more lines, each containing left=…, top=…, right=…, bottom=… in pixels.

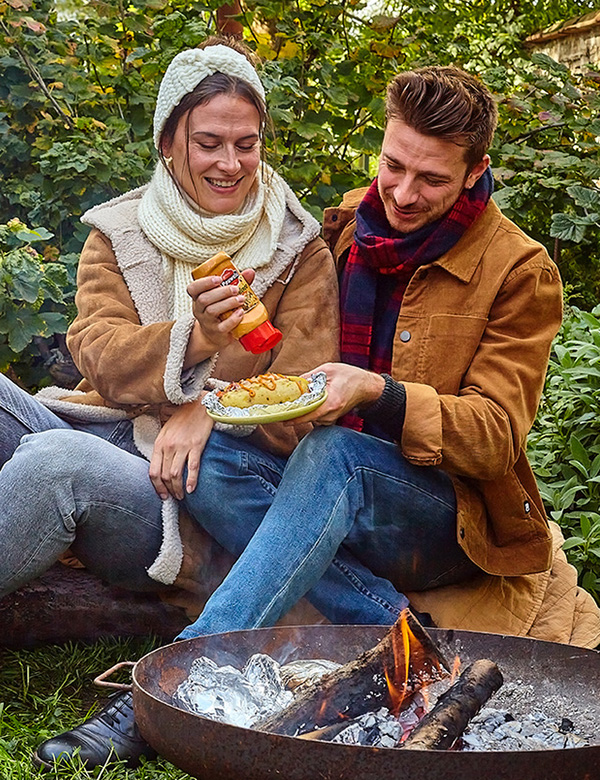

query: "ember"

left=170, top=613, right=597, bottom=756
left=257, top=610, right=449, bottom=736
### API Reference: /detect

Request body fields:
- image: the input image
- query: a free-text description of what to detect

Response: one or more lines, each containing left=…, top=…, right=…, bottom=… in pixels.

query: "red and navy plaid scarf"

left=339, top=167, right=493, bottom=432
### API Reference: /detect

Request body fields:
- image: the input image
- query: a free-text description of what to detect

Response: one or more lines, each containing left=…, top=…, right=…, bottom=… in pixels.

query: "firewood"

left=257, top=610, right=450, bottom=736
left=401, top=658, right=503, bottom=751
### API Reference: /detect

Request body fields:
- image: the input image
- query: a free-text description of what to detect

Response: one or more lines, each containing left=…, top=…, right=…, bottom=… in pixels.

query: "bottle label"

left=219, top=268, right=259, bottom=313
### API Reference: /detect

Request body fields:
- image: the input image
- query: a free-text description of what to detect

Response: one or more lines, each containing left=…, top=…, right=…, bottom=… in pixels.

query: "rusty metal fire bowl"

left=132, top=625, right=600, bottom=780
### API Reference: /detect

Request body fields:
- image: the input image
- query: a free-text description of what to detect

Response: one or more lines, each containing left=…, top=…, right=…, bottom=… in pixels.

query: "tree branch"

left=512, top=122, right=566, bottom=145
left=2, top=19, right=74, bottom=128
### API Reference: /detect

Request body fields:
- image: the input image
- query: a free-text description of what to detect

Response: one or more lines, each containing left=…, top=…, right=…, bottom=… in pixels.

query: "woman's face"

left=163, top=93, right=262, bottom=214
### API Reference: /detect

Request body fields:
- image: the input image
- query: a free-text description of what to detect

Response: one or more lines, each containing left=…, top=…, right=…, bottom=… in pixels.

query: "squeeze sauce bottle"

left=191, top=252, right=282, bottom=355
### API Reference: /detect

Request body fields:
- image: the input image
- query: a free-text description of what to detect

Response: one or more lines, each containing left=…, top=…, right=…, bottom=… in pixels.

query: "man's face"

left=377, top=119, right=489, bottom=234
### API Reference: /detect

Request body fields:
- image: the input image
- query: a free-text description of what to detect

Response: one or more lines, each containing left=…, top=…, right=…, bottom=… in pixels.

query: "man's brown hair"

left=385, top=66, right=498, bottom=169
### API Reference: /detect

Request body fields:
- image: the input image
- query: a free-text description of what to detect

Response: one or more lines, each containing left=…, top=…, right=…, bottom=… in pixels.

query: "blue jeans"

left=178, top=427, right=479, bottom=639
left=0, top=373, right=164, bottom=597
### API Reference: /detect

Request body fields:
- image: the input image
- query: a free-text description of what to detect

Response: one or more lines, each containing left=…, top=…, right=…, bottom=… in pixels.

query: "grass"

left=0, top=637, right=189, bottom=779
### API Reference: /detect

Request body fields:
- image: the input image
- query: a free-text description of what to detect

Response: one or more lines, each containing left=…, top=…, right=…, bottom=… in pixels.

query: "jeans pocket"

left=241, top=451, right=284, bottom=494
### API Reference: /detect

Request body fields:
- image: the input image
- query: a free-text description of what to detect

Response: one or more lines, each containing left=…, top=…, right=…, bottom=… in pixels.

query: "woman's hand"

left=149, top=398, right=214, bottom=500
left=286, top=363, right=385, bottom=427
left=186, top=268, right=256, bottom=353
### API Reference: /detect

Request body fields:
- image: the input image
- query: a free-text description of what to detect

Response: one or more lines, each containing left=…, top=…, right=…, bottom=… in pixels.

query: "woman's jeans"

left=178, top=427, right=479, bottom=639
left=0, top=372, right=478, bottom=633
left=0, top=372, right=164, bottom=596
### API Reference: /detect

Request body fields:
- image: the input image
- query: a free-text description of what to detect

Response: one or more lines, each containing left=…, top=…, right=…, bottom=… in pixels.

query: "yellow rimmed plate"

left=205, top=391, right=327, bottom=426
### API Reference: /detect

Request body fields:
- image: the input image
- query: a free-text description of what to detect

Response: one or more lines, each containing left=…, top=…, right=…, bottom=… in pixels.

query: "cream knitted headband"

left=153, top=45, right=266, bottom=148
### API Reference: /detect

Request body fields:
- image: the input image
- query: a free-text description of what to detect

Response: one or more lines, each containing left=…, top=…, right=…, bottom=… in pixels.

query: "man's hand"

left=286, top=363, right=385, bottom=426
left=149, top=398, right=214, bottom=500
left=186, top=268, right=256, bottom=353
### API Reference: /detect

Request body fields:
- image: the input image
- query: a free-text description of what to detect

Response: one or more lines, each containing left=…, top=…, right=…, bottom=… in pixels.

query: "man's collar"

left=324, top=188, right=502, bottom=280
left=431, top=198, right=503, bottom=283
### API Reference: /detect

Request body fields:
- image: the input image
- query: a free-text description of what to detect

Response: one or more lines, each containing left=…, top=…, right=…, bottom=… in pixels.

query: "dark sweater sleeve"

left=358, top=373, right=406, bottom=440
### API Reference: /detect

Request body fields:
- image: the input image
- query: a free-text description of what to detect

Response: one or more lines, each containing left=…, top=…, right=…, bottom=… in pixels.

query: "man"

left=36, top=66, right=600, bottom=772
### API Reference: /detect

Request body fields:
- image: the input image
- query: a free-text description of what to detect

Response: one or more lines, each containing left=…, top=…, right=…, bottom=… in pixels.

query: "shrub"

left=528, top=304, right=600, bottom=601
left=0, top=217, right=77, bottom=388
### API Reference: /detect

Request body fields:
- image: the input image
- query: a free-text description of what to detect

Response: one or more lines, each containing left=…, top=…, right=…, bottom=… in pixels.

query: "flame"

left=385, top=609, right=418, bottom=714
left=317, top=696, right=328, bottom=722
left=450, top=655, right=461, bottom=683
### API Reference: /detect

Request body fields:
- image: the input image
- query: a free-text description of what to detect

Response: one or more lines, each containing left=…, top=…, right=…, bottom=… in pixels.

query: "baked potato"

left=216, top=373, right=310, bottom=408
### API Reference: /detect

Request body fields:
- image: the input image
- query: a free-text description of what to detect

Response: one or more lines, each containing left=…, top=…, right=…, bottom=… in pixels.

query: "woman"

left=0, top=37, right=341, bottom=769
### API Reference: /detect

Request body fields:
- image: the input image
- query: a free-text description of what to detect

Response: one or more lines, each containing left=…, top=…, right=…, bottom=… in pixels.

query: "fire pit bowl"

left=132, top=625, right=600, bottom=780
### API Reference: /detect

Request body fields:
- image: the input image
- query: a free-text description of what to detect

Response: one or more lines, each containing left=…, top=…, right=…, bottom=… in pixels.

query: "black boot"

left=33, top=690, right=157, bottom=770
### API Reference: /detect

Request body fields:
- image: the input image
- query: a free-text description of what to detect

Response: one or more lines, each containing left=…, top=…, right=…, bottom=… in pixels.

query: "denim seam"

left=0, top=404, right=39, bottom=434
left=75, top=501, right=161, bottom=529
left=240, top=451, right=280, bottom=498
left=359, top=466, right=456, bottom=512
left=253, top=473, right=358, bottom=627
left=332, top=557, right=403, bottom=618
left=5, top=525, right=70, bottom=587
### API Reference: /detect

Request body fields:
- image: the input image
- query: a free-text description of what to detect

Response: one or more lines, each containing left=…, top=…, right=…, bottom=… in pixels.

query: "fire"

left=450, top=655, right=461, bottom=683
left=385, top=610, right=420, bottom=714
left=384, top=610, right=457, bottom=719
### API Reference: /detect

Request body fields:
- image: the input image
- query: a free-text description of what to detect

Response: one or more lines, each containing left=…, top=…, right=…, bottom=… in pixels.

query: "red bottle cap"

left=238, top=321, right=283, bottom=354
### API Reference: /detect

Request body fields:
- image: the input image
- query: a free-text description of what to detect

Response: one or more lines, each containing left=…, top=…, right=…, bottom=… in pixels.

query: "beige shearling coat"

left=37, top=186, right=340, bottom=584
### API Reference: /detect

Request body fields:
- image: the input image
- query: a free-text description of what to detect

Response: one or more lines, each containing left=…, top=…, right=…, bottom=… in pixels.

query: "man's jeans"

left=178, top=427, right=479, bottom=639
left=0, top=373, right=164, bottom=597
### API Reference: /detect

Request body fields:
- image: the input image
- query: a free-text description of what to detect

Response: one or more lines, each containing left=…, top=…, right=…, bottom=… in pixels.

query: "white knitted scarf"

left=138, top=162, right=288, bottom=319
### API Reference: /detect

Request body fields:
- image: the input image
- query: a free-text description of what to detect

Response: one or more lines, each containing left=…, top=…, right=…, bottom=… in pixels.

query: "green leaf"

left=531, top=52, right=569, bottom=74
left=562, top=536, right=585, bottom=550
left=550, top=213, right=589, bottom=243
left=11, top=270, right=41, bottom=304
left=580, top=514, right=592, bottom=537
left=566, top=185, right=600, bottom=210
left=492, top=187, right=516, bottom=210
left=569, top=434, right=591, bottom=470
left=4, top=308, right=42, bottom=353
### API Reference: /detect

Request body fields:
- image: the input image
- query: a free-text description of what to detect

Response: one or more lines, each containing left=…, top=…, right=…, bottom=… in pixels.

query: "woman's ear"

left=159, top=136, right=172, bottom=160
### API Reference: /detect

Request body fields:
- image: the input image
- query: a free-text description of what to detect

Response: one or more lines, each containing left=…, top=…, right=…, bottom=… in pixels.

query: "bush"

left=0, top=217, right=77, bottom=388
left=2, top=1, right=600, bottom=303
left=528, top=304, right=600, bottom=602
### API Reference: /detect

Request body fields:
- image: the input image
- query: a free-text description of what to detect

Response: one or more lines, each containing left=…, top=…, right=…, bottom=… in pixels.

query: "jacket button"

left=400, top=330, right=411, bottom=342
left=524, top=501, right=531, bottom=513
left=331, top=214, right=338, bottom=222
left=459, top=527, right=465, bottom=539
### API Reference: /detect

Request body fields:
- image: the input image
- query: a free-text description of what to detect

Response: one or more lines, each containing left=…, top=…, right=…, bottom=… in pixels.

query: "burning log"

left=402, top=658, right=503, bottom=751
left=257, top=610, right=450, bottom=737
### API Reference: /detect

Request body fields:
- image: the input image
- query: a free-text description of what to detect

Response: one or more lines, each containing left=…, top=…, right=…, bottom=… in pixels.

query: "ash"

left=460, top=680, right=594, bottom=752
left=174, top=656, right=595, bottom=752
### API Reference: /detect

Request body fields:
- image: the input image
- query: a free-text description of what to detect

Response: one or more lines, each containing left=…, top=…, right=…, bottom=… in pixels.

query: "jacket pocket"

left=420, top=314, right=487, bottom=393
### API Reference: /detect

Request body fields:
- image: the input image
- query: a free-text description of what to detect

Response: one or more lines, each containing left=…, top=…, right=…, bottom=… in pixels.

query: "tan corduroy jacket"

left=319, top=188, right=600, bottom=647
